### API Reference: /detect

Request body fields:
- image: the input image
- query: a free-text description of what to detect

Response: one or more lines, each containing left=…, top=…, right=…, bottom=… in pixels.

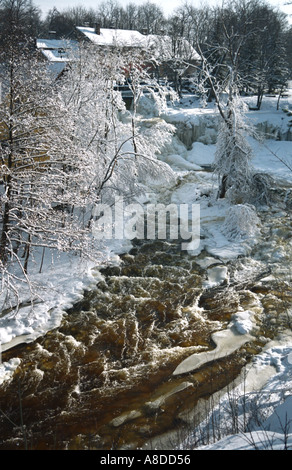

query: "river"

left=0, top=104, right=292, bottom=450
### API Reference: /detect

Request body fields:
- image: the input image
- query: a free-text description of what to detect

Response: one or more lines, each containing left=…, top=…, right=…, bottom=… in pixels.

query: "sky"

left=36, top=0, right=292, bottom=20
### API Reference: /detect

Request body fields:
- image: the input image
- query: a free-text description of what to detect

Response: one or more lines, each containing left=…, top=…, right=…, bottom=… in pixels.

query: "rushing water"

left=0, top=169, right=292, bottom=450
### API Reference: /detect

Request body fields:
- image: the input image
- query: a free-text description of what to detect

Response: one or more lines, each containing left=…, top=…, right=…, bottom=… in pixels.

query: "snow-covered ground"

left=193, top=333, right=292, bottom=450
left=1, top=87, right=292, bottom=450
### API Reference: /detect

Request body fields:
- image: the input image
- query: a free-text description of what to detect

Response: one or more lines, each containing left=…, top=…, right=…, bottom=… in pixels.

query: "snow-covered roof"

left=36, top=38, right=78, bottom=78
left=39, top=48, right=68, bottom=63
left=76, top=27, right=146, bottom=48
left=76, top=26, right=200, bottom=61
left=36, top=39, right=70, bottom=50
left=36, top=39, right=77, bottom=62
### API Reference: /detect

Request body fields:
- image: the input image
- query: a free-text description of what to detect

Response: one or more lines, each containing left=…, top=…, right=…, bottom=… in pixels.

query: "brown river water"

left=0, top=172, right=291, bottom=450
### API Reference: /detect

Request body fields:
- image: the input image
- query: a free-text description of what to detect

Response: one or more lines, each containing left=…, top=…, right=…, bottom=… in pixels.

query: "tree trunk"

left=218, top=174, right=228, bottom=199
left=0, top=200, right=10, bottom=265
left=277, top=85, right=284, bottom=111
left=0, top=61, right=15, bottom=265
left=256, top=86, right=264, bottom=110
left=23, top=234, right=31, bottom=274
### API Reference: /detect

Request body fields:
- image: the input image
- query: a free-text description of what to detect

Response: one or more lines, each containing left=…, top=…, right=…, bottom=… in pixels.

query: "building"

left=36, top=25, right=200, bottom=93
left=75, top=24, right=200, bottom=87
left=36, top=38, right=77, bottom=78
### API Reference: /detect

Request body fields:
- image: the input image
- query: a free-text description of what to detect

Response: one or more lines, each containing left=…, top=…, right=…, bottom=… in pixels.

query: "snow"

left=198, top=431, right=292, bottom=450
left=36, top=39, right=77, bottom=64
left=194, top=332, right=292, bottom=450
left=0, top=358, right=21, bottom=386
left=250, top=139, right=292, bottom=182
left=187, top=142, right=215, bottom=166
left=231, top=310, right=255, bottom=335
left=263, top=395, right=292, bottom=434
left=203, top=265, right=228, bottom=288
left=36, top=39, right=76, bottom=50
left=76, top=27, right=147, bottom=48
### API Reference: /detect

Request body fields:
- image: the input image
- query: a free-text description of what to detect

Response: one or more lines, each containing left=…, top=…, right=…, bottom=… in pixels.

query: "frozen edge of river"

left=173, top=328, right=253, bottom=376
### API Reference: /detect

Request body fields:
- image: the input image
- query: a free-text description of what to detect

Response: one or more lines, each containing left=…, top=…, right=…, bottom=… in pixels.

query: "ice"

left=173, top=309, right=256, bottom=376
left=195, top=257, right=222, bottom=269
left=173, top=327, right=253, bottom=376
left=186, top=141, right=216, bottom=166
left=160, top=154, right=202, bottom=171
left=171, top=183, right=201, bottom=204
left=203, top=265, right=228, bottom=288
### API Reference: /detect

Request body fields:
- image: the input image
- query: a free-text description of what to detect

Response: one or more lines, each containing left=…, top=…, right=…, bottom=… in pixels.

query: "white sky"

left=36, top=0, right=292, bottom=20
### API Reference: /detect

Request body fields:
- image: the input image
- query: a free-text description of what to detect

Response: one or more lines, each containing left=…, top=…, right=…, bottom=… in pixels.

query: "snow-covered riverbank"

left=192, top=331, right=292, bottom=450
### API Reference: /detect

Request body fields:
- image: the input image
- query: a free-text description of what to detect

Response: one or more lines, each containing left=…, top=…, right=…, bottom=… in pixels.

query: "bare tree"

left=0, top=0, right=41, bottom=54
left=136, top=1, right=165, bottom=34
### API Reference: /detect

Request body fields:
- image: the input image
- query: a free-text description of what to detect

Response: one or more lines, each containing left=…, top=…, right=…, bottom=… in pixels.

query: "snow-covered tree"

left=197, top=40, right=274, bottom=205
left=193, top=2, right=278, bottom=204
left=0, top=40, right=176, bottom=310
left=62, top=42, right=175, bottom=204
left=194, top=30, right=254, bottom=203
left=142, top=32, right=200, bottom=96
left=214, top=96, right=253, bottom=202
left=0, top=50, right=101, bottom=308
